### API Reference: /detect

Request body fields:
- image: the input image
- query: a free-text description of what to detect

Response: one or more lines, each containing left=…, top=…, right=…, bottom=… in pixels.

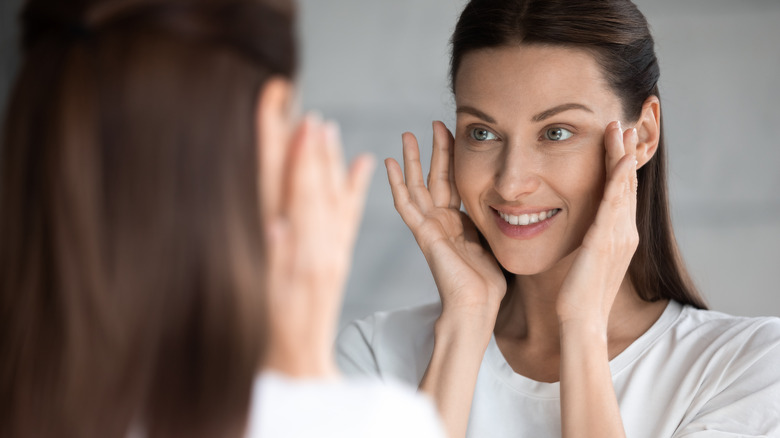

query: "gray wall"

left=2, top=0, right=778, bottom=326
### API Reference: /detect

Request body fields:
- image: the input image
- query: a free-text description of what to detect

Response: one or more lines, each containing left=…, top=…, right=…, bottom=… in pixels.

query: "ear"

left=634, top=95, right=661, bottom=169
left=256, top=77, right=295, bottom=220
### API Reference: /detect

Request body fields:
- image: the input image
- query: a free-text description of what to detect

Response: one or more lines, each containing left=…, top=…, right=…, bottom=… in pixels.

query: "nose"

left=493, top=142, right=541, bottom=201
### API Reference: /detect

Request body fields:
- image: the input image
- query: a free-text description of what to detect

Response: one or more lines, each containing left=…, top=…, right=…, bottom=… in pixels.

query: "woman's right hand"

left=386, top=121, right=506, bottom=322
left=387, top=121, right=505, bottom=438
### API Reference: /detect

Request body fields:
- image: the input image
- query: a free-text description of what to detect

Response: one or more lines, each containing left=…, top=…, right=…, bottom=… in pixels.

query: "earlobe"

left=634, top=95, right=661, bottom=169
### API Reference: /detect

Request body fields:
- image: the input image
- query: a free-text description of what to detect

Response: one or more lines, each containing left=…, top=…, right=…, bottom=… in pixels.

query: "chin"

left=496, top=257, right=556, bottom=276
left=491, top=243, right=578, bottom=278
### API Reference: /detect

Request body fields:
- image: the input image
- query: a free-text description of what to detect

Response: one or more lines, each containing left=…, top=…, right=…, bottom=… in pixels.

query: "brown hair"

left=451, top=0, right=707, bottom=309
left=0, top=0, right=297, bottom=436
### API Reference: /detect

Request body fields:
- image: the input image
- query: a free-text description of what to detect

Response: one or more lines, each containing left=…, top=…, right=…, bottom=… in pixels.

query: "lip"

left=492, top=205, right=558, bottom=216
left=491, top=207, right=559, bottom=240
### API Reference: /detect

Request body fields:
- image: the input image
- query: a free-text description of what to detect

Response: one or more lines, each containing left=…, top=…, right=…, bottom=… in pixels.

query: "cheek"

left=551, top=142, right=606, bottom=221
left=453, top=147, right=493, bottom=210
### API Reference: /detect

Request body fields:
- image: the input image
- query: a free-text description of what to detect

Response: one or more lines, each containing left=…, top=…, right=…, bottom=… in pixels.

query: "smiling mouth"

left=496, top=208, right=561, bottom=226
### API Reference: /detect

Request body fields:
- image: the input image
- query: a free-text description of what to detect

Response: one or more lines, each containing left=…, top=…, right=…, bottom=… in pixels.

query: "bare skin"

left=257, top=79, right=375, bottom=377
left=386, top=45, right=667, bottom=437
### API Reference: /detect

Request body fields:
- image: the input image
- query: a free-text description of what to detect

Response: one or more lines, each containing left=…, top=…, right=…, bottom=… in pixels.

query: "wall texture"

left=2, top=0, right=778, bottom=327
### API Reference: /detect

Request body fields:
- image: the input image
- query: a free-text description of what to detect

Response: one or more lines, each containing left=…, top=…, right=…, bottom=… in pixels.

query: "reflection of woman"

left=338, top=1, right=780, bottom=437
left=0, top=0, right=444, bottom=437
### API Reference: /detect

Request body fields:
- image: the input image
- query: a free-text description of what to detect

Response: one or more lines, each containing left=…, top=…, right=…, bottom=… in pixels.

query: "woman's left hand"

left=556, top=121, right=639, bottom=329
left=264, top=114, right=375, bottom=378
left=557, top=121, right=637, bottom=438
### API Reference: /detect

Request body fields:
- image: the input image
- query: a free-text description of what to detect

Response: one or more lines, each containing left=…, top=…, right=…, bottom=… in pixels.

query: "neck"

left=494, top=253, right=667, bottom=357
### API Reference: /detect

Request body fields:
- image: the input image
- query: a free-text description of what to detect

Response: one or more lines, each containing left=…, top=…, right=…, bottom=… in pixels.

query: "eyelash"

left=541, top=127, right=574, bottom=142
left=469, top=127, right=498, bottom=142
left=465, top=125, right=576, bottom=144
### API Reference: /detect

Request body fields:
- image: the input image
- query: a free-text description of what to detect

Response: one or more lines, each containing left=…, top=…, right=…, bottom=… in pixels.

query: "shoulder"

left=336, top=301, right=441, bottom=384
left=666, top=306, right=780, bottom=436
left=673, top=305, right=780, bottom=355
left=666, top=305, right=780, bottom=377
left=246, top=373, right=446, bottom=438
left=338, top=301, right=442, bottom=346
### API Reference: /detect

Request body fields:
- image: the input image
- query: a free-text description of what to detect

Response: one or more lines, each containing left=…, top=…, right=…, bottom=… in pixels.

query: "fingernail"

left=616, top=121, right=622, bottom=132
left=365, top=154, right=377, bottom=171
left=325, top=121, right=340, bottom=143
left=431, top=121, right=437, bottom=136
left=631, top=127, right=638, bottom=140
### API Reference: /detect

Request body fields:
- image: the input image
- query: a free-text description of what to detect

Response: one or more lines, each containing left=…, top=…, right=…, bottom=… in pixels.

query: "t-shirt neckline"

left=484, top=300, right=684, bottom=399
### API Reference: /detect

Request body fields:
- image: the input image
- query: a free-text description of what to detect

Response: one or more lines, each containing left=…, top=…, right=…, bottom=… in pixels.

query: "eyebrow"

left=456, top=103, right=594, bottom=124
left=532, top=103, right=594, bottom=122
left=456, top=106, right=496, bottom=123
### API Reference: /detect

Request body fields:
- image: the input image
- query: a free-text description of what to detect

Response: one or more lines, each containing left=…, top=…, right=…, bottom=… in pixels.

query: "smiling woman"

left=336, top=1, right=780, bottom=437
left=454, top=45, right=629, bottom=275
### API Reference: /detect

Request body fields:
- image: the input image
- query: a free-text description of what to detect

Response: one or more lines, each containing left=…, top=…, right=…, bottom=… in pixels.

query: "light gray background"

left=2, top=1, right=779, bottom=327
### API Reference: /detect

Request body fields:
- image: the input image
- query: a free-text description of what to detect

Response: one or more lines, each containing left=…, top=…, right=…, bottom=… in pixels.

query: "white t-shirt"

left=245, top=372, right=446, bottom=437
left=337, top=300, right=780, bottom=437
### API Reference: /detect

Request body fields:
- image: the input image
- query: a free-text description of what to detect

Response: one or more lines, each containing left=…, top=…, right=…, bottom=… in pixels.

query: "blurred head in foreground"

left=0, top=0, right=298, bottom=436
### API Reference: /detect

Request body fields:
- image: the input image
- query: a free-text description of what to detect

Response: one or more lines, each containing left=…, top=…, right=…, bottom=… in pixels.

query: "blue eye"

left=471, top=128, right=497, bottom=141
left=545, top=127, right=573, bottom=141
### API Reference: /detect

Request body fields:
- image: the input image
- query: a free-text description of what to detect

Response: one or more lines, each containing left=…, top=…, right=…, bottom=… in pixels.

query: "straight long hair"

left=451, top=0, right=707, bottom=309
left=0, top=0, right=297, bottom=436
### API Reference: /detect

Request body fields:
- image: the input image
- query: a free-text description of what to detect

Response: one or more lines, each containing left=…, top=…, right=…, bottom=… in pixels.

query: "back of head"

left=450, top=0, right=707, bottom=309
left=0, top=0, right=296, bottom=436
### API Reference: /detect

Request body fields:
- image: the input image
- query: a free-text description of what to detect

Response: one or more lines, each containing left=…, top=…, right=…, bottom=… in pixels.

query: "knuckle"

left=609, top=195, right=625, bottom=209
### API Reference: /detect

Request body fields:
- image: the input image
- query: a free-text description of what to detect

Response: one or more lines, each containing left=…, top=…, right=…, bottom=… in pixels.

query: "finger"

left=624, top=127, right=639, bottom=222
left=429, top=121, right=453, bottom=208
left=346, top=154, right=376, bottom=232
left=622, top=126, right=638, bottom=158
left=265, top=217, right=293, bottom=295
left=385, top=158, right=425, bottom=227
left=446, top=126, right=461, bottom=210
left=603, top=121, right=625, bottom=181
left=323, top=120, right=347, bottom=190
left=287, top=115, right=324, bottom=224
left=402, top=132, right=434, bottom=211
left=279, top=117, right=308, bottom=217
left=591, top=153, right=636, bottom=236
left=310, top=116, right=331, bottom=189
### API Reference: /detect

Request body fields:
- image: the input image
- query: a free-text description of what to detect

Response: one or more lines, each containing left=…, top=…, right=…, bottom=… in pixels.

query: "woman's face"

left=453, top=44, right=627, bottom=275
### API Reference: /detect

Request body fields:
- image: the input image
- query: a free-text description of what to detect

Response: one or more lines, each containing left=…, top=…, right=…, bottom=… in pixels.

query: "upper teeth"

left=498, top=208, right=560, bottom=226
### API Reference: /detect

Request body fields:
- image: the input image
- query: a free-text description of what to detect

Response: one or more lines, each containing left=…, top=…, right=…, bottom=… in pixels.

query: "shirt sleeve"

left=673, top=319, right=780, bottom=437
left=335, top=316, right=382, bottom=378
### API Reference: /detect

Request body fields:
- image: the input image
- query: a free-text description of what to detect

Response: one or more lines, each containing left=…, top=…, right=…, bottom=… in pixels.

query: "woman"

left=0, top=0, right=444, bottom=436
left=337, top=1, right=780, bottom=437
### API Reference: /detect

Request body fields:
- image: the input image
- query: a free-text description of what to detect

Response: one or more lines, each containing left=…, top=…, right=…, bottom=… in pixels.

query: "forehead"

left=454, top=44, right=620, bottom=119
